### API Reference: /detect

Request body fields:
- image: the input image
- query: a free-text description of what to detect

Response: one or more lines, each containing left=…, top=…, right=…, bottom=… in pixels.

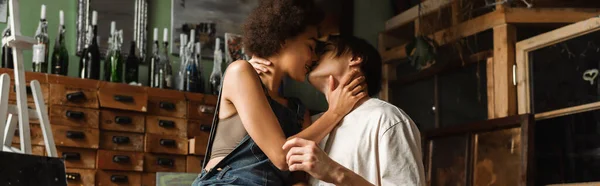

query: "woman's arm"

left=222, top=61, right=364, bottom=171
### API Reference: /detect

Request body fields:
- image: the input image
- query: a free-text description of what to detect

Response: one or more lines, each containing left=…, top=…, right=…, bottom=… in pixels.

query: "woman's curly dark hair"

left=243, top=0, right=324, bottom=58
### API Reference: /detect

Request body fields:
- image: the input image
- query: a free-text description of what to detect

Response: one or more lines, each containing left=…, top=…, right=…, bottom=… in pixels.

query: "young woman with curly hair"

left=191, top=0, right=366, bottom=185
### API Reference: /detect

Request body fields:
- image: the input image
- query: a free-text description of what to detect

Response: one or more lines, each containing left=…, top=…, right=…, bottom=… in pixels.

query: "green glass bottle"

left=51, top=10, right=69, bottom=75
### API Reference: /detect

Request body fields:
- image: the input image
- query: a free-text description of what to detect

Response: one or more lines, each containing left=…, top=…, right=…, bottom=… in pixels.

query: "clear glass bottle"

left=161, top=28, right=173, bottom=89
left=32, top=5, right=49, bottom=73
left=209, top=38, right=223, bottom=95
left=149, top=28, right=159, bottom=87
left=177, top=33, right=187, bottom=91
left=51, top=11, right=69, bottom=75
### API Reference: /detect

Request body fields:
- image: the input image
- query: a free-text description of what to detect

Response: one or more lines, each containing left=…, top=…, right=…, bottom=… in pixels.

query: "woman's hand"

left=248, top=56, right=273, bottom=74
left=326, top=70, right=367, bottom=117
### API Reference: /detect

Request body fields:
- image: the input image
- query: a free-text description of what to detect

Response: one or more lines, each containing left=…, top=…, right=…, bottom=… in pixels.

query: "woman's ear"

left=349, top=56, right=363, bottom=67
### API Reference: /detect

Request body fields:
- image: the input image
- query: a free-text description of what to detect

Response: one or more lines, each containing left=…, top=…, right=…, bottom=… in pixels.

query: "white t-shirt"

left=309, top=98, right=425, bottom=186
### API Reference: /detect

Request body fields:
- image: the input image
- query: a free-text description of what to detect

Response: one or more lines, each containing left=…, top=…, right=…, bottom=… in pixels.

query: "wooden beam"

left=383, top=10, right=506, bottom=63
left=535, top=101, right=600, bottom=121
left=385, top=0, right=454, bottom=32
left=506, top=8, right=600, bottom=24
left=379, top=34, right=391, bottom=102
left=424, top=114, right=526, bottom=139
left=492, top=24, right=517, bottom=119
left=486, top=57, right=495, bottom=118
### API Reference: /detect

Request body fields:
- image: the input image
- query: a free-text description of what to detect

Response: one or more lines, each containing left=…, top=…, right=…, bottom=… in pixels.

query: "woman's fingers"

left=346, top=76, right=365, bottom=92
left=339, top=70, right=360, bottom=87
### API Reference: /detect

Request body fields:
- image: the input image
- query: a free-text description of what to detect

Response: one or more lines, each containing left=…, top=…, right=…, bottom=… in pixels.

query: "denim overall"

left=192, top=82, right=305, bottom=186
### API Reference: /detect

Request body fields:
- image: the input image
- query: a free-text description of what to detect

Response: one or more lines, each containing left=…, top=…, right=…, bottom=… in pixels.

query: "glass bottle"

left=209, top=38, right=223, bottom=95
left=32, top=5, right=49, bottom=73
left=51, top=11, right=69, bottom=75
left=149, top=28, right=159, bottom=87
left=79, top=11, right=101, bottom=80
left=124, top=41, right=139, bottom=84
left=161, top=28, right=172, bottom=89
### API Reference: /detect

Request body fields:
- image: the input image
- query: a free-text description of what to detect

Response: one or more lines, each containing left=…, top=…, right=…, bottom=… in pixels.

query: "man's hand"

left=247, top=56, right=273, bottom=74
left=283, top=138, right=340, bottom=184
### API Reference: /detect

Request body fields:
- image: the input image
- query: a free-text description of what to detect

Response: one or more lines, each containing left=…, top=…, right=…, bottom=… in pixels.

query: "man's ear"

left=349, top=56, right=363, bottom=67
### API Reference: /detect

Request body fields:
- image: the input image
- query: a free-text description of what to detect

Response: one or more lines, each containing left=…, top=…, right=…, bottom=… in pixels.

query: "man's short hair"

left=321, top=35, right=382, bottom=97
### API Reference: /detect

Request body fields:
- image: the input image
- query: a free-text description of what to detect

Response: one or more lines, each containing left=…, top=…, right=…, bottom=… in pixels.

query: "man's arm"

left=282, top=138, right=374, bottom=186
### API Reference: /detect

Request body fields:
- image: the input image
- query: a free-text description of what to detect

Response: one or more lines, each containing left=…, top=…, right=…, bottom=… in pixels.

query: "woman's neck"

left=258, top=56, right=285, bottom=97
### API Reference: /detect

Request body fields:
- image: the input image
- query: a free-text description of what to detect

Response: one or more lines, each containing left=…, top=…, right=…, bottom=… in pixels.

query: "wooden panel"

left=473, top=128, right=522, bottom=186
left=11, top=144, right=45, bottom=156
left=491, top=24, right=517, bottom=119
left=506, top=8, right=600, bottom=24
left=187, top=119, right=212, bottom=138
left=49, top=83, right=99, bottom=109
left=145, top=116, right=186, bottom=137
left=189, top=135, right=209, bottom=156
left=100, top=109, right=145, bottom=133
left=8, top=82, right=49, bottom=103
left=52, top=125, right=100, bottom=149
left=141, top=173, right=156, bottom=186
left=147, top=88, right=187, bottom=118
left=100, top=131, right=144, bottom=152
left=97, top=170, right=142, bottom=186
left=11, top=123, right=43, bottom=145
left=66, top=168, right=96, bottom=186
left=0, top=68, right=48, bottom=83
left=144, top=153, right=186, bottom=173
left=97, top=150, right=144, bottom=172
left=49, top=105, right=99, bottom=128
left=57, top=147, right=97, bottom=169
left=186, top=155, right=204, bottom=173
left=98, top=82, right=148, bottom=112
left=144, top=134, right=188, bottom=155
left=430, top=135, right=468, bottom=186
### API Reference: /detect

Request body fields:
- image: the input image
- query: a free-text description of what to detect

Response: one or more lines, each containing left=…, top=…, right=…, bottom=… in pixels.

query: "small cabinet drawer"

left=97, top=150, right=144, bottom=172
left=50, top=105, right=99, bottom=128
left=144, top=134, right=188, bottom=155
left=186, top=156, right=204, bottom=173
left=50, top=83, right=99, bottom=109
left=12, top=124, right=43, bottom=145
left=187, top=101, right=216, bottom=120
left=100, top=110, right=145, bottom=133
left=97, top=170, right=142, bottom=186
left=52, top=125, right=100, bottom=149
left=148, top=88, right=187, bottom=118
left=98, top=82, right=148, bottom=112
left=100, top=131, right=144, bottom=152
left=57, top=147, right=97, bottom=169
left=189, top=135, right=209, bottom=156
left=10, top=144, right=46, bottom=156
left=9, top=82, right=49, bottom=103
left=145, top=116, right=186, bottom=137
left=66, top=168, right=96, bottom=186
left=144, top=153, right=186, bottom=173
left=142, top=173, right=156, bottom=186
left=187, top=119, right=212, bottom=138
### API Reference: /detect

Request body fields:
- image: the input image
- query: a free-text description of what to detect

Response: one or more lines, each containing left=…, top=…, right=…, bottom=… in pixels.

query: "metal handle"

left=159, top=101, right=176, bottom=110
left=158, top=120, right=175, bottom=128
left=160, top=139, right=176, bottom=147
left=199, top=105, right=216, bottom=114
left=66, top=131, right=85, bottom=139
left=111, top=175, right=128, bottom=183
left=115, top=116, right=132, bottom=124
left=157, top=158, right=174, bottom=167
left=62, top=152, right=81, bottom=160
left=112, top=136, right=130, bottom=144
left=113, top=95, right=134, bottom=103
left=200, top=124, right=211, bottom=132
left=66, top=173, right=81, bottom=181
left=66, top=91, right=85, bottom=101
left=65, top=110, right=84, bottom=119
left=112, top=155, right=130, bottom=163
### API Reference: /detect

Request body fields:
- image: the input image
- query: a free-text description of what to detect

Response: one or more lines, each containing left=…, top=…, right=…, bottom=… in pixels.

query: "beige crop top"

left=210, top=114, right=247, bottom=158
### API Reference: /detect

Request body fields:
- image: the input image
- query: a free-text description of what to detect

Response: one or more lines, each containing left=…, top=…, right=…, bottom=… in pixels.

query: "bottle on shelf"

left=50, top=10, right=69, bottom=75
left=177, top=33, right=188, bottom=91
left=184, top=29, right=201, bottom=92
left=1, top=16, right=13, bottom=69
left=79, top=11, right=101, bottom=80
left=124, top=40, right=139, bottom=84
left=103, top=21, right=116, bottom=81
left=109, top=30, right=124, bottom=83
left=32, top=5, right=49, bottom=73
left=149, top=28, right=160, bottom=87
left=209, top=38, right=223, bottom=95
left=161, top=28, right=172, bottom=89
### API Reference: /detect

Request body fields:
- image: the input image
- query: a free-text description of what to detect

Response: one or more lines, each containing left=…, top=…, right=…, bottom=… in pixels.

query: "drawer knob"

left=65, top=110, right=84, bottom=119
left=199, top=105, right=216, bottom=114
left=114, top=116, right=132, bottom=124
left=66, top=173, right=81, bottom=181
left=158, top=120, right=175, bottom=128
left=62, top=152, right=81, bottom=160
left=159, top=101, right=176, bottom=110
left=200, top=124, right=211, bottom=132
left=112, top=155, right=130, bottom=163
left=112, top=136, right=130, bottom=144
left=157, top=158, right=174, bottom=167
left=66, top=131, right=85, bottom=139
left=160, top=139, right=176, bottom=147
left=113, top=95, right=134, bottom=103
left=111, top=175, right=128, bottom=183
left=66, top=91, right=85, bottom=101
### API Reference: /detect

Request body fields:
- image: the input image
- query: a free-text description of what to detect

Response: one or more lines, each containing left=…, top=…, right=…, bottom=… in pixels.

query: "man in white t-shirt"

left=250, top=35, right=425, bottom=186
